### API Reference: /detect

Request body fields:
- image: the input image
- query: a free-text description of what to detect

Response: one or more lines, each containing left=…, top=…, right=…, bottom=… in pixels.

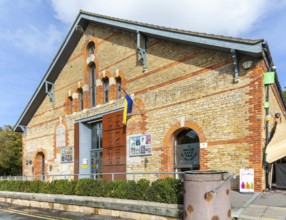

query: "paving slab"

left=262, top=206, right=286, bottom=220
left=238, top=204, right=267, bottom=220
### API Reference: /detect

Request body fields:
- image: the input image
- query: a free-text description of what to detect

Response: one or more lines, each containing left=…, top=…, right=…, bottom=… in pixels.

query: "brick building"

left=14, top=11, right=285, bottom=191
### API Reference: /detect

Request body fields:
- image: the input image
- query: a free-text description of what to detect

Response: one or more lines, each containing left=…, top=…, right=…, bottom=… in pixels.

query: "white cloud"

left=1, top=24, right=63, bottom=58
left=49, top=0, right=284, bottom=36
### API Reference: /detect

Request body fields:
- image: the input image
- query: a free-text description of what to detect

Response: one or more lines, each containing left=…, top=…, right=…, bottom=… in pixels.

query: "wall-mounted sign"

left=264, top=72, right=275, bottom=85
left=61, top=146, right=73, bottom=163
left=129, top=134, right=152, bottom=156
left=175, top=143, right=200, bottom=169
left=240, top=168, right=254, bottom=193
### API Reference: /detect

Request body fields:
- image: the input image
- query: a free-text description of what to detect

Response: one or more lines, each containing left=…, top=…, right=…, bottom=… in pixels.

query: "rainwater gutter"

left=261, top=41, right=275, bottom=189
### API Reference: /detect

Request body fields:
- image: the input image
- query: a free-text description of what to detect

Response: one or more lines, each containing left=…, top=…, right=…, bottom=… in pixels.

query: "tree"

left=0, top=125, right=22, bottom=176
left=283, top=88, right=286, bottom=104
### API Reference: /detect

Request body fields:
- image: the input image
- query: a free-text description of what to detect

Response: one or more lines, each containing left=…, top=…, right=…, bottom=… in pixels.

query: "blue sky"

left=0, top=0, right=286, bottom=126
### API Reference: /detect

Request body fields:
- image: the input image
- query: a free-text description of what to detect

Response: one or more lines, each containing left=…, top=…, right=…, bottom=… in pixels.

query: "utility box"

left=264, top=72, right=275, bottom=85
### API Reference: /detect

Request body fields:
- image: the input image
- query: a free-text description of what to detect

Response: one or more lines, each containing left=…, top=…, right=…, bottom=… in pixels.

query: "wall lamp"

left=275, top=113, right=281, bottom=118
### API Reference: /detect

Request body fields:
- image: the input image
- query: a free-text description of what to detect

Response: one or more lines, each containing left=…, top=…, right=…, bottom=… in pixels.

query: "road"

left=0, top=203, right=126, bottom=220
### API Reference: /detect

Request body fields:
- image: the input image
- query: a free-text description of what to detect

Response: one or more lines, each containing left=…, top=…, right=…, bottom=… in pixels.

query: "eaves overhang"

left=79, top=12, right=264, bottom=56
left=14, top=11, right=267, bottom=132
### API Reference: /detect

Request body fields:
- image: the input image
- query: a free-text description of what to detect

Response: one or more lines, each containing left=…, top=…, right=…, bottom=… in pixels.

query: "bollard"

left=184, top=170, right=232, bottom=220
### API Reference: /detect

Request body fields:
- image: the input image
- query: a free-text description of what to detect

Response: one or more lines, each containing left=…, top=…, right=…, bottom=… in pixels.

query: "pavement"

left=231, top=189, right=286, bottom=220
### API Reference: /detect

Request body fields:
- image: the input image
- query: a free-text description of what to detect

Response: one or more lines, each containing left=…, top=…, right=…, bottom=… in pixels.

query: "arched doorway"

left=174, top=129, right=200, bottom=172
left=34, top=152, right=45, bottom=180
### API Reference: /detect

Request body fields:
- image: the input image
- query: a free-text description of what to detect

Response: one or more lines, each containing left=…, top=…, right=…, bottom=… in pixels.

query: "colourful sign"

left=240, top=169, right=254, bottom=193
left=129, top=134, right=152, bottom=156
left=61, top=146, right=73, bottom=163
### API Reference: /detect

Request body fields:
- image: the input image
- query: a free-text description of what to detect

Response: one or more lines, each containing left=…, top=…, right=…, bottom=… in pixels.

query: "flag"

left=122, top=90, right=133, bottom=125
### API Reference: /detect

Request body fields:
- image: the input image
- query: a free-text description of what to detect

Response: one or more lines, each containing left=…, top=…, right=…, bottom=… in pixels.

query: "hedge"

left=0, top=177, right=183, bottom=204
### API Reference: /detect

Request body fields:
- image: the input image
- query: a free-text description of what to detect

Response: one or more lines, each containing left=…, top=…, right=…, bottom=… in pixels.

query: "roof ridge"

left=79, top=10, right=264, bottom=45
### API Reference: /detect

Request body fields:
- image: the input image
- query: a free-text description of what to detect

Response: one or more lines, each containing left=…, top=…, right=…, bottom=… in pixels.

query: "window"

left=91, top=122, right=102, bottom=175
left=69, top=96, right=73, bottom=114
left=116, top=77, right=122, bottom=99
left=78, top=88, right=83, bottom=111
left=88, top=42, right=95, bottom=55
left=174, top=129, right=200, bottom=172
left=90, top=63, right=96, bottom=107
left=91, top=122, right=102, bottom=150
left=103, top=77, right=109, bottom=103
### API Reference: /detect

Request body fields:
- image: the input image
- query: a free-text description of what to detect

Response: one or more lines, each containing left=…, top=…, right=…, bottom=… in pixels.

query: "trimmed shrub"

left=75, top=178, right=98, bottom=196
left=111, top=180, right=136, bottom=199
left=134, top=179, right=150, bottom=201
left=50, top=180, right=76, bottom=195
left=0, top=177, right=183, bottom=204
left=75, top=178, right=112, bottom=197
left=23, top=180, right=43, bottom=193
left=147, top=178, right=183, bottom=204
left=0, top=180, right=11, bottom=191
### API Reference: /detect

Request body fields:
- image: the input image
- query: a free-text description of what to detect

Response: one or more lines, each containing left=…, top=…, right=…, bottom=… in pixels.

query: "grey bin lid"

left=184, top=170, right=230, bottom=181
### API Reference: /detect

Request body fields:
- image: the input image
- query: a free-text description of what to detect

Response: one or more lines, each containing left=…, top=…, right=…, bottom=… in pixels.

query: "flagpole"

left=120, top=87, right=144, bottom=115
left=132, top=100, right=144, bottom=115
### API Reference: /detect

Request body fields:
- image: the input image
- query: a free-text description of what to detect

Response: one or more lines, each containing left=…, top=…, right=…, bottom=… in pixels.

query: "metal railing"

left=0, top=172, right=185, bottom=182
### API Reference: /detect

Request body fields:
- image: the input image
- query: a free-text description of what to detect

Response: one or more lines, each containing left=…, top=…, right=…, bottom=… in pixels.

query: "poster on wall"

left=129, top=134, right=152, bottom=156
left=240, top=168, right=254, bottom=193
left=61, top=146, right=73, bottom=163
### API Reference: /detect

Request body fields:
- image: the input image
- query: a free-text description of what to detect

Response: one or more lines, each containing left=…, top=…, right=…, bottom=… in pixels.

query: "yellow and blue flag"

left=123, top=90, right=133, bottom=125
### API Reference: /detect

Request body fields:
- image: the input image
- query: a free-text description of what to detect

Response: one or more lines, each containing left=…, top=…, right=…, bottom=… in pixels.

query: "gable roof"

left=14, top=10, right=284, bottom=132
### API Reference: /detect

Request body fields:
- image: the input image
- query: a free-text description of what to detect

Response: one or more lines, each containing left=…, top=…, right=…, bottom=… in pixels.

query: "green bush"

left=75, top=178, right=112, bottom=197
left=24, top=180, right=43, bottom=193
left=51, top=180, right=76, bottom=195
left=75, top=178, right=97, bottom=196
left=0, top=180, right=10, bottom=191
left=111, top=179, right=134, bottom=199
left=147, top=178, right=183, bottom=204
left=0, top=177, right=183, bottom=204
left=134, top=179, right=150, bottom=201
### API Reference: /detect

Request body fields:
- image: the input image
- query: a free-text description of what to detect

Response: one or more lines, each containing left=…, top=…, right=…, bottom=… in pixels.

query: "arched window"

left=103, top=77, right=109, bottom=103
left=69, top=96, right=73, bottom=114
left=78, top=88, right=83, bottom=111
left=88, top=41, right=95, bottom=55
left=90, top=63, right=96, bottom=107
left=116, top=77, right=122, bottom=99
left=174, top=129, right=200, bottom=172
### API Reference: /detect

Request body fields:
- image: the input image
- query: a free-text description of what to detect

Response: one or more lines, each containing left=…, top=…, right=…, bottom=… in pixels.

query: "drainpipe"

left=261, top=41, right=274, bottom=189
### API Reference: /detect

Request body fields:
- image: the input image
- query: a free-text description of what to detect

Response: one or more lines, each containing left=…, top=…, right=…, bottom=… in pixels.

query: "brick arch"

left=33, top=148, right=47, bottom=159
left=64, top=84, right=84, bottom=114
left=53, top=121, right=69, bottom=159
left=33, top=149, right=47, bottom=179
left=100, top=70, right=112, bottom=79
left=113, top=69, right=127, bottom=99
left=161, top=121, right=207, bottom=172
left=83, top=60, right=99, bottom=107
left=82, top=36, right=99, bottom=61
left=113, top=69, right=127, bottom=85
left=84, top=60, right=99, bottom=85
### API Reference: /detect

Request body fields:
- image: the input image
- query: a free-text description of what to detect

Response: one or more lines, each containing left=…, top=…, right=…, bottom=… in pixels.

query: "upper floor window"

left=78, top=88, right=83, bottom=111
left=116, top=77, right=122, bottom=99
left=68, top=96, right=73, bottom=114
left=103, top=77, right=109, bottom=103
left=90, top=63, right=96, bottom=107
left=88, top=42, right=95, bottom=55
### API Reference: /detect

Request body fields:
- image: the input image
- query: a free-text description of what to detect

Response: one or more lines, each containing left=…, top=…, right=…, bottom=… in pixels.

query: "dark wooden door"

left=102, top=110, right=126, bottom=180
